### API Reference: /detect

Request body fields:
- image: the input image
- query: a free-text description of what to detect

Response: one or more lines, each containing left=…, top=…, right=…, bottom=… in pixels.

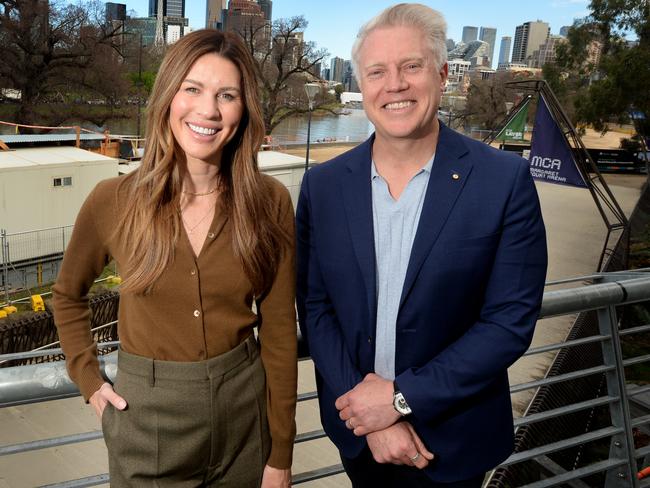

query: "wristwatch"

left=393, top=380, right=412, bottom=416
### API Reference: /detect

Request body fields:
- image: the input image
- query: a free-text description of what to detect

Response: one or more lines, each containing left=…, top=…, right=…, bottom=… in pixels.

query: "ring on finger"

left=409, top=452, right=421, bottom=463
left=347, top=419, right=354, bottom=429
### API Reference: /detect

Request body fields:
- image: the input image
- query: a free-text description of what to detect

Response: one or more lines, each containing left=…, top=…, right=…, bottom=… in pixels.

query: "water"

left=0, top=108, right=375, bottom=144
left=271, top=108, right=374, bottom=145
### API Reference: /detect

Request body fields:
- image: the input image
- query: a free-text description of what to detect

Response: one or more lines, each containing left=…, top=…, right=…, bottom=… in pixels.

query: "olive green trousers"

left=102, top=335, right=270, bottom=487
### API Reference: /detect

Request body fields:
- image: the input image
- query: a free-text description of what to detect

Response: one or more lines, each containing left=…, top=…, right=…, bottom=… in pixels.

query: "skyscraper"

left=106, top=2, right=126, bottom=23
left=258, top=0, right=272, bottom=21
left=498, top=36, right=512, bottom=65
left=330, top=57, right=345, bottom=83
left=273, top=31, right=303, bottom=71
left=479, top=26, right=497, bottom=67
left=512, top=21, right=550, bottom=63
left=149, top=0, right=188, bottom=42
left=448, top=40, right=491, bottom=67
left=206, top=0, right=227, bottom=29
left=149, top=0, right=184, bottom=18
left=224, top=0, right=267, bottom=37
left=462, top=26, right=478, bottom=44
left=528, top=35, right=566, bottom=68
left=105, top=3, right=127, bottom=54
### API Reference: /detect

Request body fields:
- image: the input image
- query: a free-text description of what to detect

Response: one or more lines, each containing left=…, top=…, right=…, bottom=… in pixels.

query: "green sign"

left=495, top=99, right=530, bottom=142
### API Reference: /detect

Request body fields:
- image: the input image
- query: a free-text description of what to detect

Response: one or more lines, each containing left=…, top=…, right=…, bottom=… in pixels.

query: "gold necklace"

left=182, top=175, right=221, bottom=196
left=182, top=185, right=219, bottom=196
left=180, top=205, right=215, bottom=234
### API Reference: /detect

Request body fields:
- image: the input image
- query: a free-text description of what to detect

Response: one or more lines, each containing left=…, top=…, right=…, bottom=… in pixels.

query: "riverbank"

left=280, top=127, right=633, bottom=164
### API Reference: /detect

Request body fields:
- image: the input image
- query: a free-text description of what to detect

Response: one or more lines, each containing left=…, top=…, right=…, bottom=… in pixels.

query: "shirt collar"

left=371, top=153, right=436, bottom=180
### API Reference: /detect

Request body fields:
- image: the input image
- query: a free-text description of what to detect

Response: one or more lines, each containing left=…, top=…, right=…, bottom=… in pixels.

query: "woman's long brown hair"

left=115, top=29, right=289, bottom=295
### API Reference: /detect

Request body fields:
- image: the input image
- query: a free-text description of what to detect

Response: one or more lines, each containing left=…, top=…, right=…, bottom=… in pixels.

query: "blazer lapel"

left=399, top=124, right=473, bottom=308
left=340, top=138, right=377, bottom=326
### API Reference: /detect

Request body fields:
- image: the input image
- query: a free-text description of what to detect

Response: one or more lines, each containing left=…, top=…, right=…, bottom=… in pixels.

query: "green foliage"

left=547, top=0, right=649, bottom=138
left=577, top=41, right=650, bottom=131
left=334, top=84, right=344, bottom=102
left=128, top=71, right=157, bottom=95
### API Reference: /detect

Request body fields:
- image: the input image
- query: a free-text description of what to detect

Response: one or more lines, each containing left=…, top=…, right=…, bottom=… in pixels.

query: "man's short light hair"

left=351, top=3, right=448, bottom=79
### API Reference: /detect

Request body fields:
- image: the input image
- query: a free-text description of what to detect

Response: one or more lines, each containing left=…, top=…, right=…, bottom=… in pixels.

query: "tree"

left=334, top=83, right=344, bottom=102
left=233, top=15, right=337, bottom=134
left=548, top=0, right=650, bottom=140
left=0, top=0, right=125, bottom=125
left=464, top=71, right=535, bottom=130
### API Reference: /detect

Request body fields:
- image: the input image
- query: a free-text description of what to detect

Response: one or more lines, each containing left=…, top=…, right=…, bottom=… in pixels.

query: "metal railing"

left=1, top=272, right=650, bottom=487
left=1, top=226, right=74, bottom=303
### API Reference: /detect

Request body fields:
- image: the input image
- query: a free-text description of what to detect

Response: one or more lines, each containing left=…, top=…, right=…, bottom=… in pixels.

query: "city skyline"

left=117, top=0, right=593, bottom=60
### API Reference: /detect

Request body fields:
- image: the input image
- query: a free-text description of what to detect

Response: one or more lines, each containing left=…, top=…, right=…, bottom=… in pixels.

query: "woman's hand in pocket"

left=89, top=382, right=127, bottom=419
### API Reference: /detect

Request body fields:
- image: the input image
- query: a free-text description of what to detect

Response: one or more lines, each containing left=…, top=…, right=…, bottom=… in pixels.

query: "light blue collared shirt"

left=372, top=155, right=434, bottom=380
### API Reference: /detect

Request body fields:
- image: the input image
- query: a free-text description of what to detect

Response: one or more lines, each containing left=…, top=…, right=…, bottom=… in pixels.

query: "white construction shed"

left=0, top=147, right=118, bottom=260
left=258, top=151, right=315, bottom=208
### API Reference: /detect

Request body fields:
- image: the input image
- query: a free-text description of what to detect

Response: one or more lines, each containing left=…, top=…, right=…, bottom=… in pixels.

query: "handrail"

left=1, top=273, right=650, bottom=487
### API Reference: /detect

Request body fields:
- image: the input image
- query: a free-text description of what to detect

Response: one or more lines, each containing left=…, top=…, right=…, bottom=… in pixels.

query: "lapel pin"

left=452, top=173, right=460, bottom=180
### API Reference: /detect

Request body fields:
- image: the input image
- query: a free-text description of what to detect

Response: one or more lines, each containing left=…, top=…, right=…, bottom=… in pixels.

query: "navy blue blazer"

left=296, top=123, right=547, bottom=482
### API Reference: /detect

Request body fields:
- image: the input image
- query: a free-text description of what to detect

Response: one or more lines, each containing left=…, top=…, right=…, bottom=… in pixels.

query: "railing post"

left=598, top=305, right=639, bottom=487
left=1, top=229, right=8, bottom=304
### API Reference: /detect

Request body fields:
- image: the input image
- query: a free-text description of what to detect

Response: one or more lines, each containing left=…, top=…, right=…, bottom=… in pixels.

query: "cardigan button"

left=193, top=310, right=201, bottom=318
left=208, top=232, right=215, bottom=239
left=190, top=269, right=196, bottom=276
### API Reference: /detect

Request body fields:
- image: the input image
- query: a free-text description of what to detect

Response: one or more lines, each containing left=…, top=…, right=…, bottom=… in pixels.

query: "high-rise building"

left=105, top=3, right=127, bottom=57
left=125, top=17, right=158, bottom=46
left=206, top=0, right=227, bottom=29
left=149, top=0, right=184, bottom=18
left=311, top=61, right=321, bottom=79
left=322, top=67, right=330, bottom=81
left=446, top=38, right=456, bottom=51
left=448, top=40, right=491, bottom=67
left=447, top=59, right=471, bottom=84
left=258, top=0, right=272, bottom=21
left=462, top=26, right=478, bottom=44
left=528, top=35, right=566, bottom=68
left=273, top=31, right=303, bottom=71
left=167, top=24, right=182, bottom=43
left=479, top=27, right=497, bottom=67
left=342, top=59, right=359, bottom=91
left=498, top=36, right=512, bottom=65
left=106, top=2, right=126, bottom=23
left=224, top=0, right=267, bottom=37
left=149, top=0, right=188, bottom=41
left=511, top=20, right=549, bottom=63
left=330, top=57, right=345, bottom=83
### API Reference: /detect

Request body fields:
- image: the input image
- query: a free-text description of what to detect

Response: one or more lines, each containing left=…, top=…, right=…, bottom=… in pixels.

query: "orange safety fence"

left=0, top=120, right=145, bottom=154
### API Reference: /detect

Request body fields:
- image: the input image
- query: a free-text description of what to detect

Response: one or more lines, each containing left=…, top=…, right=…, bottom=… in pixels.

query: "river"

left=1, top=108, right=376, bottom=145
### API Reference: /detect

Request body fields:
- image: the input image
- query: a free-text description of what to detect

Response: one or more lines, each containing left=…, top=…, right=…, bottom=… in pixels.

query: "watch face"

left=394, top=392, right=411, bottom=415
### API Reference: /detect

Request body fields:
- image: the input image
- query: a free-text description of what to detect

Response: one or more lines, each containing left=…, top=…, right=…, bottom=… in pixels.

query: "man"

left=296, top=4, right=547, bottom=487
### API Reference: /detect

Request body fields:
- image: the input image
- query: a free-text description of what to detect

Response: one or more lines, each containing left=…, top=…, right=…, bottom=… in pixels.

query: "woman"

left=52, top=29, right=296, bottom=487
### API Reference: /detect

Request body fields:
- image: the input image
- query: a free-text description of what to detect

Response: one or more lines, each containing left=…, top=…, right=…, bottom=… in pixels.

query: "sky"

left=121, top=0, right=593, bottom=61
